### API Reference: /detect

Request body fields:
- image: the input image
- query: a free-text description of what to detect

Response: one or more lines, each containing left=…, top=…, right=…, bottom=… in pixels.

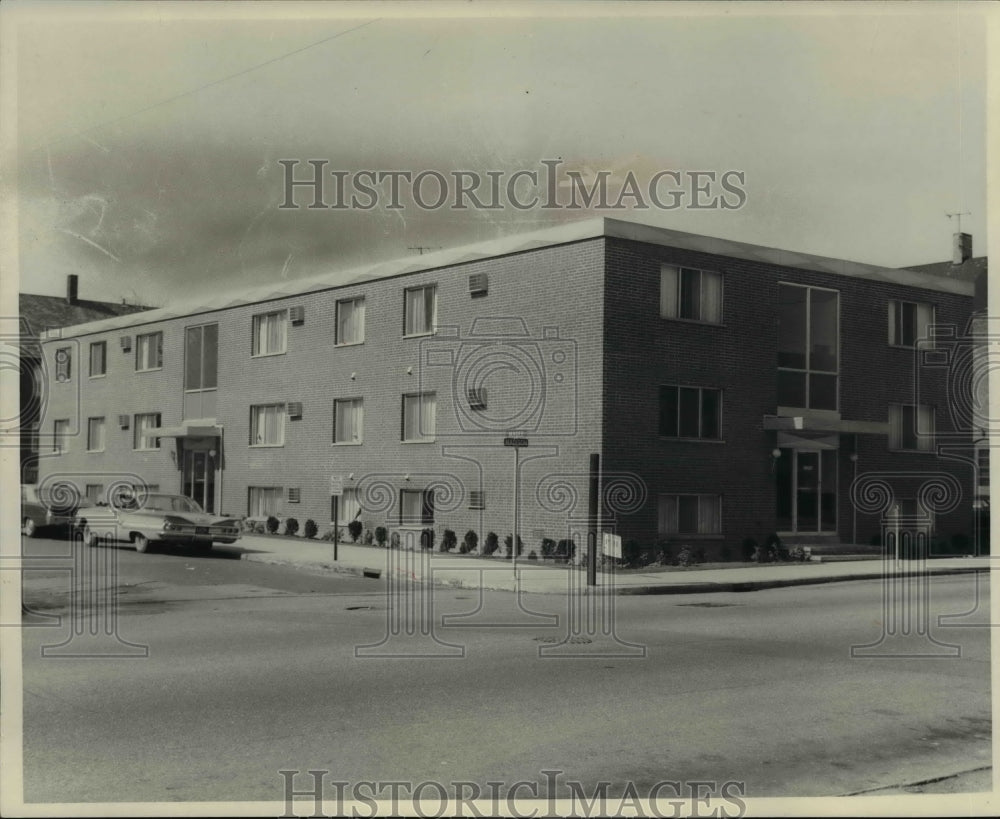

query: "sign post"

left=503, top=437, right=529, bottom=590
left=330, top=475, right=344, bottom=561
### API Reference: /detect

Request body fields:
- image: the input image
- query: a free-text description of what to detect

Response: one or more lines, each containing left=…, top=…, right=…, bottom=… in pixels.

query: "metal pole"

left=512, top=445, right=519, bottom=588
left=588, top=453, right=599, bottom=586
left=334, top=498, right=339, bottom=562
left=852, top=456, right=858, bottom=546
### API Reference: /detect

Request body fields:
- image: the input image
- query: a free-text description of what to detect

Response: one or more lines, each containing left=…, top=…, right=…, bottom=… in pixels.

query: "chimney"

left=952, top=232, right=972, bottom=266
left=66, top=274, right=79, bottom=305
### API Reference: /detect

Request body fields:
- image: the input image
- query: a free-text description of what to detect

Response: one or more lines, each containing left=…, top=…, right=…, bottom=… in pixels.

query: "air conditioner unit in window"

left=289, top=306, right=305, bottom=324
left=468, top=273, right=488, bottom=296
left=120, top=336, right=132, bottom=352
left=288, top=487, right=301, bottom=503
left=287, top=402, right=303, bottom=419
left=118, top=415, right=130, bottom=429
left=467, top=387, right=487, bottom=410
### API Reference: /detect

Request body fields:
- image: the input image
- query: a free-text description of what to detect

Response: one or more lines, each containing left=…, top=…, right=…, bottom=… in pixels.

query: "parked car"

left=20, top=484, right=84, bottom=538
left=83, top=492, right=241, bottom=553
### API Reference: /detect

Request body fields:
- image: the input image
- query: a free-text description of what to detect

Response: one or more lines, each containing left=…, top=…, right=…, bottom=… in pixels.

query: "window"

left=404, top=284, right=437, bottom=336
left=659, top=386, right=721, bottom=439
left=658, top=494, right=722, bottom=535
left=332, top=488, right=361, bottom=524
left=336, top=297, right=365, bottom=345
left=184, top=323, right=218, bottom=391
left=248, top=486, right=282, bottom=517
left=400, top=488, right=435, bottom=526
left=977, top=448, right=990, bottom=492
left=250, top=404, right=285, bottom=446
left=85, top=484, right=104, bottom=504
left=889, top=404, right=935, bottom=452
left=402, top=392, right=436, bottom=441
left=133, top=412, right=162, bottom=450
left=87, top=417, right=106, bottom=452
left=333, top=398, right=364, bottom=444
left=53, top=419, right=70, bottom=454
left=136, top=332, right=163, bottom=371
left=89, top=342, right=106, bottom=377
left=55, top=347, right=72, bottom=381
left=469, top=490, right=485, bottom=510
left=660, top=265, right=722, bottom=323
left=889, top=300, right=934, bottom=348
left=777, top=284, right=839, bottom=411
left=252, top=311, right=287, bottom=357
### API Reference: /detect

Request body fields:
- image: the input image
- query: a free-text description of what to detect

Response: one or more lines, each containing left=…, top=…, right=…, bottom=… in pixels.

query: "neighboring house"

left=19, top=275, right=150, bottom=483
left=906, top=234, right=990, bottom=554
left=34, top=219, right=976, bottom=557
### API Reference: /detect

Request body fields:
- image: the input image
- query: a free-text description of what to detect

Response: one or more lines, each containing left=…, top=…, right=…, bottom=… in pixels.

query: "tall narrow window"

left=53, top=419, right=70, bottom=454
left=133, top=412, right=162, bottom=450
left=404, top=285, right=437, bottom=336
left=185, top=324, right=218, bottom=391
left=889, top=404, right=935, bottom=452
left=333, top=398, right=364, bottom=444
left=54, top=347, right=72, bottom=381
left=252, top=311, right=287, bottom=356
left=136, top=332, right=163, bottom=371
left=89, top=342, right=107, bottom=377
left=660, top=266, right=723, bottom=323
left=250, top=404, right=285, bottom=446
left=888, top=300, right=934, bottom=348
left=87, top=417, right=106, bottom=452
left=777, top=283, right=839, bottom=411
left=402, top=393, right=436, bottom=441
left=336, top=297, right=365, bottom=345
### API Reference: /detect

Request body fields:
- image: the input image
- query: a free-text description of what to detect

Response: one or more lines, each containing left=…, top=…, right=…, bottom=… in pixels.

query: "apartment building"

left=35, top=218, right=977, bottom=558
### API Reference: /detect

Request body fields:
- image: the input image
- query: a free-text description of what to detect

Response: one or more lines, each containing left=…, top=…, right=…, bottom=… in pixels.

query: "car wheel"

left=196, top=542, right=213, bottom=553
left=134, top=534, right=150, bottom=553
left=22, top=518, right=37, bottom=538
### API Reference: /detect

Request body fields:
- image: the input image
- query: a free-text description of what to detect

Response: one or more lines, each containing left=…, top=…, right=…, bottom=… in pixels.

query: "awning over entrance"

left=763, top=414, right=889, bottom=435
left=148, top=418, right=223, bottom=438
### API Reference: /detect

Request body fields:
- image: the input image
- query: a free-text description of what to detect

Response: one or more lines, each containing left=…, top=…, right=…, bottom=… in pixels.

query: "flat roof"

left=40, top=216, right=974, bottom=340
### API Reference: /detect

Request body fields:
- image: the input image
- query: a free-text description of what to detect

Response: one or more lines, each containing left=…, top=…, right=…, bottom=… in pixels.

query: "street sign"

left=329, top=475, right=344, bottom=496
left=602, top=532, right=623, bottom=559
left=503, top=437, right=529, bottom=448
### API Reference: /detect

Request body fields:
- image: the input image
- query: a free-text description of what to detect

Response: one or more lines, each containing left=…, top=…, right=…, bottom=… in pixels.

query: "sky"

left=6, top=1, right=991, bottom=308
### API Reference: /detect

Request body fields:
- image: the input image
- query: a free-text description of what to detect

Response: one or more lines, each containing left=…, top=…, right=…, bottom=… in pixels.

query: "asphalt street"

left=15, top=534, right=993, bottom=806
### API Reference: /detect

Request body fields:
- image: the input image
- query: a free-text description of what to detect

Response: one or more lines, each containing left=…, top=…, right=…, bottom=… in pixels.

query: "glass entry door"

left=182, top=449, right=216, bottom=513
left=776, top=448, right=837, bottom=533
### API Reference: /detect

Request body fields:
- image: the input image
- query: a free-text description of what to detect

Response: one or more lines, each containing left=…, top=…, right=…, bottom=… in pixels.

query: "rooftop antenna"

left=407, top=246, right=441, bottom=256
left=946, top=211, right=971, bottom=233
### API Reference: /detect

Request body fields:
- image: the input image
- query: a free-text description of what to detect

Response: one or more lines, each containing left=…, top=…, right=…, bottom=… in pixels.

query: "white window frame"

left=888, top=300, right=935, bottom=348
left=403, top=284, right=437, bottom=337
left=333, top=398, right=364, bottom=445
left=86, top=416, right=106, bottom=453
left=53, top=419, right=70, bottom=454
left=659, top=265, right=723, bottom=324
left=888, top=404, right=935, bottom=453
left=335, top=297, right=366, bottom=346
left=402, top=392, right=436, bottom=442
left=657, top=493, right=722, bottom=536
left=252, top=310, right=288, bottom=358
left=88, top=341, right=107, bottom=378
left=248, top=486, right=283, bottom=517
left=249, top=403, right=286, bottom=447
left=133, top=412, right=162, bottom=451
left=135, top=332, right=163, bottom=372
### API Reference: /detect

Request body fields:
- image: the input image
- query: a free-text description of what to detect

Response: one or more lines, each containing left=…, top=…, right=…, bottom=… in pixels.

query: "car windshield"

left=121, top=494, right=204, bottom=514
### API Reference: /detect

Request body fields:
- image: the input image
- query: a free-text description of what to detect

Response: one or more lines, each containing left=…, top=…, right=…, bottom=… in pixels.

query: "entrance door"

left=181, top=449, right=216, bottom=513
left=776, top=448, right=838, bottom=533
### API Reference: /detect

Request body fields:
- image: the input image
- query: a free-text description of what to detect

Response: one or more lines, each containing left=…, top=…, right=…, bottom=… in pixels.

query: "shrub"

left=421, top=528, right=435, bottom=550
left=555, top=539, right=576, bottom=561
left=540, top=538, right=556, bottom=558
left=390, top=531, right=401, bottom=549
left=304, top=519, right=318, bottom=539
left=284, top=518, right=300, bottom=537
left=484, top=531, right=500, bottom=556
left=741, top=537, right=758, bottom=562
left=764, top=533, right=786, bottom=561
left=504, top=534, right=524, bottom=557
left=655, top=538, right=673, bottom=566
left=321, top=527, right=343, bottom=542
left=348, top=519, right=363, bottom=543
left=363, top=528, right=374, bottom=546
left=789, top=545, right=807, bottom=562
left=676, top=544, right=702, bottom=567
left=461, top=530, right=478, bottom=554
left=440, top=529, right=457, bottom=553
left=951, top=533, right=971, bottom=554
left=374, top=526, right=388, bottom=547
left=266, top=515, right=280, bottom=534
left=527, top=550, right=538, bottom=561
left=623, top=539, right=642, bottom=567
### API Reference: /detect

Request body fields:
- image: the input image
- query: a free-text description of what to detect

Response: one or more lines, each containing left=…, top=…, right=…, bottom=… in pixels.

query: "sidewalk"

left=221, top=534, right=992, bottom=595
